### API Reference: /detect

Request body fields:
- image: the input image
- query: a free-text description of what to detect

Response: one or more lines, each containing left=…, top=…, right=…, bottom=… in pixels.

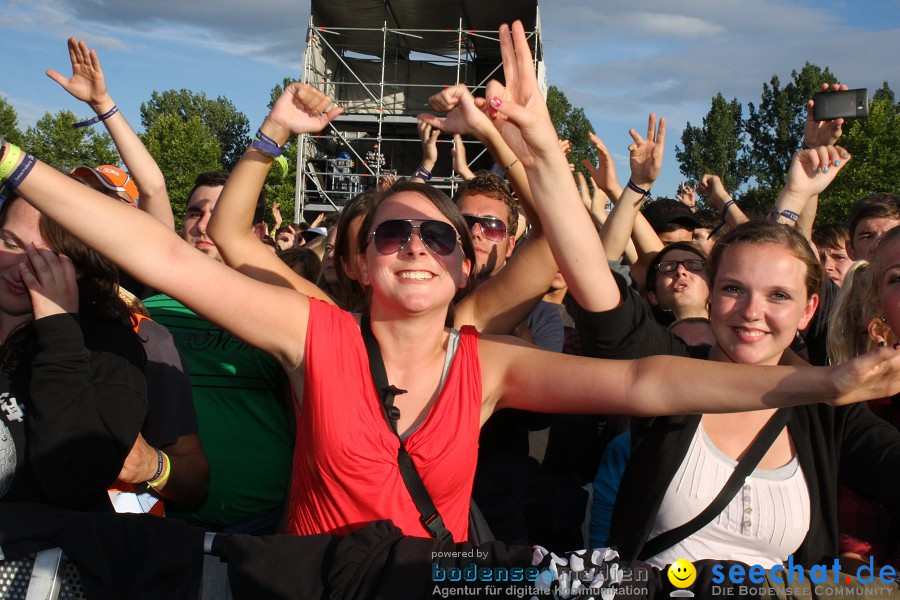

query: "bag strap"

left=360, top=314, right=453, bottom=543
left=638, top=407, right=793, bottom=561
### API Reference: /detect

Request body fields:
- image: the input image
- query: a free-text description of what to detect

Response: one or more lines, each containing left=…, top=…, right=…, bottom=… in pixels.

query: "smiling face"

left=709, top=242, right=818, bottom=366
left=358, top=191, right=470, bottom=318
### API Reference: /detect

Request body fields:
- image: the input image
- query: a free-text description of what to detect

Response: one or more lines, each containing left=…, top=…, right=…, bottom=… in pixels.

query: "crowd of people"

left=0, top=21, right=898, bottom=600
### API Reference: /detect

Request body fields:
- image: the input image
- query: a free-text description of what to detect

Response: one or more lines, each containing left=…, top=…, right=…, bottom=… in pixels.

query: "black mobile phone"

left=813, top=88, right=868, bottom=121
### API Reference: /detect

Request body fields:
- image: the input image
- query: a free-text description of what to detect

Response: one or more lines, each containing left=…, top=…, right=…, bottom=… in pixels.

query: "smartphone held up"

left=813, top=88, right=868, bottom=121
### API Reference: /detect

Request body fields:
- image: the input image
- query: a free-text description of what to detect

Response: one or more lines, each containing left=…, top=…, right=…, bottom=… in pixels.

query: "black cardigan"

left=576, top=272, right=900, bottom=566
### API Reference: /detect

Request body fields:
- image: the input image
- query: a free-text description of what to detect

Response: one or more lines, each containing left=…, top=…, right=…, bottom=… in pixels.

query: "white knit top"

left=647, top=423, right=810, bottom=569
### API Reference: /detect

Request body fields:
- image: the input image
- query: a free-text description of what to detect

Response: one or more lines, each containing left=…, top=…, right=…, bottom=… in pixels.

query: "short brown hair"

left=452, top=170, right=519, bottom=238
left=812, top=222, right=850, bottom=251
left=848, top=193, right=900, bottom=245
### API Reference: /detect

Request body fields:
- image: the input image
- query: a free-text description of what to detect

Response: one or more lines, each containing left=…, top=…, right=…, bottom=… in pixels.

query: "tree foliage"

left=0, top=97, right=23, bottom=147
left=141, top=113, right=221, bottom=228
left=23, top=110, right=118, bottom=171
left=140, top=89, right=249, bottom=170
left=676, top=93, right=749, bottom=196
left=677, top=63, right=898, bottom=225
left=546, top=85, right=596, bottom=173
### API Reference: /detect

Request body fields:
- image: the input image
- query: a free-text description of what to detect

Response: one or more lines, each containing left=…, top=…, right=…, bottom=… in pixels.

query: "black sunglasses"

left=462, top=214, right=508, bottom=242
left=656, top=259, right=705, bottom=274
left=370, top=219, right=460, bottom=256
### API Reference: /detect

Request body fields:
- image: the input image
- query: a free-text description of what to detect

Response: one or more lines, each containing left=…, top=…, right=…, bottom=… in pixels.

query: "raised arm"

left=206, top=85, right=340, bottom=304
left=480, top=22, right=619, bottom=313
left=771, top=146, right=850, bottom=227
left=410, top=118, right=440, bottom=183
left=47, top=38, right=174, bottom=230
left=697, top=174, right=748, bottom=232
left=451, top=134, right=475, bottom=181
left=419, top=84, right=559, bottom=334
left=595, top=120, right=667, bottom=270
left=480, top=334, right=900, bottom=418
left=2, top=137, right=313, bottom=366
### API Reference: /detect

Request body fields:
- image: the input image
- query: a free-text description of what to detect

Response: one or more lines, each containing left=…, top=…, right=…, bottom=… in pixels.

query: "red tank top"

left=287, top=299, right=481, bottom=541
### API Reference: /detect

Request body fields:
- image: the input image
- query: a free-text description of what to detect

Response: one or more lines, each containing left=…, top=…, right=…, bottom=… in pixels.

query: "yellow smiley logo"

left=667, top=558, right=697, bottom=588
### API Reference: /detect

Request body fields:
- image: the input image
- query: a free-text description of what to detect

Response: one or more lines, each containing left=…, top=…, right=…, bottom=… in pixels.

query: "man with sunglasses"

left=453, top=172, right=518, bottom=280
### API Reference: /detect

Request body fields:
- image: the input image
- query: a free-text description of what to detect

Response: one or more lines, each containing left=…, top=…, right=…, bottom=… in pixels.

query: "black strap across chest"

left=360, top=314, right=453, bottom=543
left=638, top=407, right=793, bottom=560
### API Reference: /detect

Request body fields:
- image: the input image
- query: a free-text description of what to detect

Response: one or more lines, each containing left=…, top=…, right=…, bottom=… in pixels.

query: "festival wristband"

left=72, top=105, right=119, bottom=129
left=721, top=199, right=736, bottom=220
left=147, top=451, right=171, bottom=489
left=0, top=143, right=22, bottom=181
left=626, top=179, right=650, bottom=197
left=5, top=153, right=36, bottom=190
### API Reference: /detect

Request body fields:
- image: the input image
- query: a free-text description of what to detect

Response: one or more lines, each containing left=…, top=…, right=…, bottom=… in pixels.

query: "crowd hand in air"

left=781, top=145, right=851, bottom=201
left=559, top=139, right=575, bottom=171
left=676, top=180, right=697, bottom=212
left=419, top=84, right=494, bottom=139
left=581, top=132, right=623, bottom=201
left=263, top=83, right=344, bottom=142
left=417, top=118, right=440, bottom=170
left=46, top=37, right=113, bottom=113
left=805, top=82, right=848, bottom=149
left=451, top=134, right=475, bottom=180
left=627, top=113, right=666, bottom=192
left=696, top=174, right=732, bottom=211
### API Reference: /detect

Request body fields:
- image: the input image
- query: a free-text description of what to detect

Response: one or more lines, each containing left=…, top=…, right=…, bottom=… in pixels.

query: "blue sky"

left=1, top=0, right=898, bottom=199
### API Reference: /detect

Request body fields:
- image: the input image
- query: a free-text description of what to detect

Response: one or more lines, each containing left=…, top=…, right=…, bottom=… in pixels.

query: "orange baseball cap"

left=71, top=165, right=139, bottom=206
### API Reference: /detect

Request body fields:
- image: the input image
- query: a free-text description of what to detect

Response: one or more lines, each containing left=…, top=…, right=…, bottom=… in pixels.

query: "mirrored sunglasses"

left=370, top=219, right=460, bottom=256
left=462, top=214, right=508, bottom=242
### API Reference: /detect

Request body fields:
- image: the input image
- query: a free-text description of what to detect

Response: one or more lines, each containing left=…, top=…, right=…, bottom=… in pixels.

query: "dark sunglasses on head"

left=656, top=259, right=705, bottom=274
left=462, top=214, right=508, bottom=242
left=370, top=219, right=460, bottom=256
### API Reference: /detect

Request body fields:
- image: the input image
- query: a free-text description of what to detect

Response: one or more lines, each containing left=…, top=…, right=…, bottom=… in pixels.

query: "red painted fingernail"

left=488, top=107, right=498, bottom=117
left=490, top=96, right=502, bottom=108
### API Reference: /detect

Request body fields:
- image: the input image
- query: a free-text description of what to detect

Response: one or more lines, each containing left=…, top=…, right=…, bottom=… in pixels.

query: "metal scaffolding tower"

left=296, top=0, right=544, bottom=222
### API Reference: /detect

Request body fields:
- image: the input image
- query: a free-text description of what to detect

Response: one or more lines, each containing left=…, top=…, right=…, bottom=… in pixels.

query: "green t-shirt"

left=145, top=294, right=292, bottom=529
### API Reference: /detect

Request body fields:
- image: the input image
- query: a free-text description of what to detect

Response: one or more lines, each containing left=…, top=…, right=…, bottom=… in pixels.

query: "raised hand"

left=697, top=174, right=732, bottom=211
left=18, top=243, right=78, bottom=319
left=481, top=21, right=561, bottom=168
left=417, top=118, right=439, bottom=165
left=783, top=145, right=851, bottom=199
left=581, top=132, right=621, bottom=199
left=266, top=83, right=343, bottom=140
left=805, top=82, right=848, bottom=148
left=46, top=38, right=111, bottom=111
left=418, top=84, right=491, bottom=138
left=451, top=134, right=475, bottom=180
left=272, top=202, right=283, bottom=231
left=628, top=114, right=666, bottom=190
left=676, top=180, right=697, bottom=211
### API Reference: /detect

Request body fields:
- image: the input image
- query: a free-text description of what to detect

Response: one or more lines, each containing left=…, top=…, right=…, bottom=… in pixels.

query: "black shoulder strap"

left=360, top=314, right=453, bottom=543
left=638, top=407, right=793, bottom=561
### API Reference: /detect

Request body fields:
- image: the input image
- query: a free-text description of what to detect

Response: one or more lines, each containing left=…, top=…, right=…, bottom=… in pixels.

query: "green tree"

left=141, top=114, right=221, bottom=228
left=675, top=93, right=749, bottom=198
left=817, top=82, right=900, bottom=223
left=140, top=89, right=249, bottom=170
left=22, top=110, right=118, bottom=171
left=0, top=97, right=23, bottom=146
left=546, top=85, right=596, bottom=173
left=744, top=63, right=838, bottom=200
